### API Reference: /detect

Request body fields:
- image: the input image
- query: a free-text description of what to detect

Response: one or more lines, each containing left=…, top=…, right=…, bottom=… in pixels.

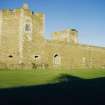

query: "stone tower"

left=52, top=28, right=78, bottom=44
left=0, top=7, right=22, bottom=65
left=70, top=29, right=78, bottom=44
left=0, top=3, right=45, bottom=66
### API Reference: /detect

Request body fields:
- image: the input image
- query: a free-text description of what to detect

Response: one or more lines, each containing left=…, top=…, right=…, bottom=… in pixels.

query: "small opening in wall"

left=8, top=55, right=13, bottom=58
left=35, top=56, right=39, bottom=58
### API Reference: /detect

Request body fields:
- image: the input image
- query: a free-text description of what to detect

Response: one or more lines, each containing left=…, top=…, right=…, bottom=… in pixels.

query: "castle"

left=0, top=3, right=105, bottom=69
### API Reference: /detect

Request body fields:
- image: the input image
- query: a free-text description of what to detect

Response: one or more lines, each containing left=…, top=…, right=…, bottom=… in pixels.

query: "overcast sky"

left=0, top=0, right=105, bottom=47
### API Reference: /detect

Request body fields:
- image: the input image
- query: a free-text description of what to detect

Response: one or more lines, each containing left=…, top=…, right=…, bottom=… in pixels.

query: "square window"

left=25, top=24, right=31, bottom=31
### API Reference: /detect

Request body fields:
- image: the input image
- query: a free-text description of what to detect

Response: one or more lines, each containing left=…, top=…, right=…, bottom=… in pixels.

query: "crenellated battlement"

left=1, top=5, right=44, bottom=18
left=2, top=9, right=20, bottom=14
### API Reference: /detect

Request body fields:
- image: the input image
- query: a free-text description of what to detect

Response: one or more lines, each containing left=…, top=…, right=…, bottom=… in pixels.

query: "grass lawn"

left=0, top=68, right=105, bottom=89
left=0, top=68, right=105, bottom=105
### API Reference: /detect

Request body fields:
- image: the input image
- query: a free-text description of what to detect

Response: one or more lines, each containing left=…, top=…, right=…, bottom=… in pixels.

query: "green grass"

left=0, top=68, right=105, bottom=89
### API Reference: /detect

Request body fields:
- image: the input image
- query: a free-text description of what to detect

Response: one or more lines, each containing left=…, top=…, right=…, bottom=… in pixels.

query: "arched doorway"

left=53, top=54, right=61, bottom=65
left=34, top=55, right=40, bottom=63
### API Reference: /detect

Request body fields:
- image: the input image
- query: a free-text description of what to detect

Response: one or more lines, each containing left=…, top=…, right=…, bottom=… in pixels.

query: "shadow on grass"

left=0, top=74, right=105, bottom=105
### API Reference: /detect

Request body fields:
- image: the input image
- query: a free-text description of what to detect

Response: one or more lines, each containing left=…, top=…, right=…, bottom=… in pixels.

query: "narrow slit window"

left=8, top=55, right=13, bottom=58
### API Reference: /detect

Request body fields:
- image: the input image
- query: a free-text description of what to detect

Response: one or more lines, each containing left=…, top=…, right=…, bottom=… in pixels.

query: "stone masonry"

left=0, top=3, right=105, bottom=69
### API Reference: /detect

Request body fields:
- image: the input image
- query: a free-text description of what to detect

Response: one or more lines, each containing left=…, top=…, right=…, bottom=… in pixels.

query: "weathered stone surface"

left=0, top=3, right=105, bottom=69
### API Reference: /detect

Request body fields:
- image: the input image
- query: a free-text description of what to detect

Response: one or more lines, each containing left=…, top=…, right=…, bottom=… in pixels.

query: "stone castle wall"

left=0, top=4, right=105, bottom=69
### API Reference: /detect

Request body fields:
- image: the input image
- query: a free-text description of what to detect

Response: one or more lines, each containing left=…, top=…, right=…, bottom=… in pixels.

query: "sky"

left=0, top=0, right=105, bottom=47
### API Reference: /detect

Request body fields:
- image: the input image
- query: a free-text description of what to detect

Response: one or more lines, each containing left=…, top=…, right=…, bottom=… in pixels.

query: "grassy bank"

left=0, top=69, right=105, bottom=88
